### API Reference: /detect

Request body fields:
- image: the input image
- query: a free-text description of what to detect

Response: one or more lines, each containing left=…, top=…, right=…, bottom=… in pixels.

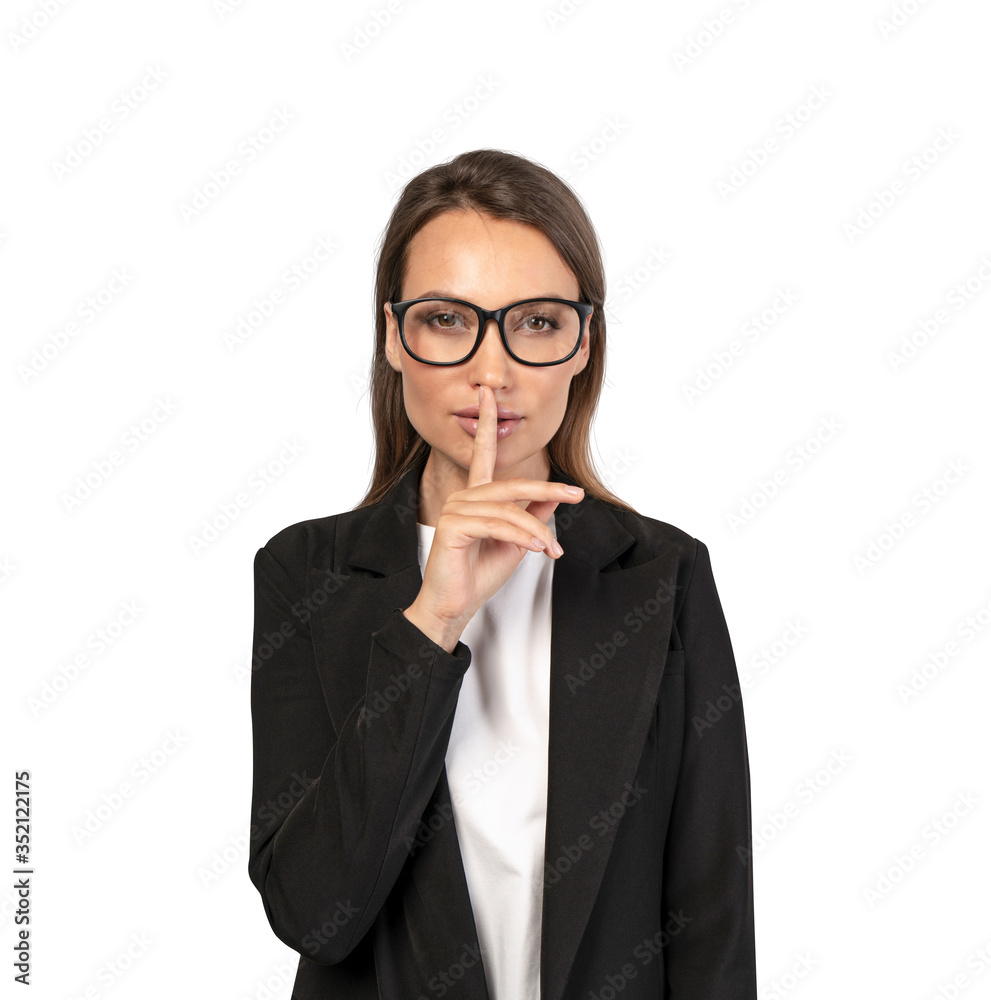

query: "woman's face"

left=384, top=208, right=591, bottom=482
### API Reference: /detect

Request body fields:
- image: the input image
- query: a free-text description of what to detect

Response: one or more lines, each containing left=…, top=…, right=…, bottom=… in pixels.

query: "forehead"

left=403, top=209, right=579, bottom=303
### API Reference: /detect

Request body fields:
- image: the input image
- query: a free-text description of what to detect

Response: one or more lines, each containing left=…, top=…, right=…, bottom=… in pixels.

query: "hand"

left=403, top=384, right=584, bottom=651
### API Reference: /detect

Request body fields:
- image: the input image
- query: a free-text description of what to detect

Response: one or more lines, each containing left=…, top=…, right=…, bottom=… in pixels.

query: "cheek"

left=401, top=376, right=427, bottom=417
left=549, top=373, right=574, bottom=408
left=531, top=376, right=573, bottom=429
left=401, top=371, right=448, bottom=427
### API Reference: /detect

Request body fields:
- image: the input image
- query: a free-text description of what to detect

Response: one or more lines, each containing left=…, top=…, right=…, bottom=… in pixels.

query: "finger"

left=466, top=384, right=497, bottom=490
left=446, top=479, right=583, bottom=505
left=523, top=498, right=561, bottom=524
left=443, top=498, right=561, bottom=543
left=439, top=511, right=556, bottom=555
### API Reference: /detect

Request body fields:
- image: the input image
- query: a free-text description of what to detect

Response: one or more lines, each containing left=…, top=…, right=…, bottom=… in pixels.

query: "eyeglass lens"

left=402, top=299, right=582, bottom=364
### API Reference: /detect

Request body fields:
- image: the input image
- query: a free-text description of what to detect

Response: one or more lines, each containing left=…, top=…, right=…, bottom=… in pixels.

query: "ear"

left=384, top=301, right=403, bottom=372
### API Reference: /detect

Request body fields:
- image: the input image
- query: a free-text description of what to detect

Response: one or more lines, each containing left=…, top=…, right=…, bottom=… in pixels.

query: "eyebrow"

left=411, top=289, right=574, bottom=301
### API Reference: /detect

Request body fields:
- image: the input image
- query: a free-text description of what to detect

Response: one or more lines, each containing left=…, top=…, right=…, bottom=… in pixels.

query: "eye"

left=517, top=310, right=561, bottom=334
left=425, top=309, right=469, bottom=330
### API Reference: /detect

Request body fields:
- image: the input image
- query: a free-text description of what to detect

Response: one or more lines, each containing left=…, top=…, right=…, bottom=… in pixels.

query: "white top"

left=415, top=514, right=556, bottom=1000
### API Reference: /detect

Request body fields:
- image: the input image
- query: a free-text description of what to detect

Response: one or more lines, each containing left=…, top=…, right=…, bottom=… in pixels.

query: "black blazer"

left=248, top=453, right=757, bottom=999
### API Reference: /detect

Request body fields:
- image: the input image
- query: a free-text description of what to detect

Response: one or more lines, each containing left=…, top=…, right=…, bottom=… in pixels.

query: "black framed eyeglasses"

left=389, top=296, right=593, bottom=367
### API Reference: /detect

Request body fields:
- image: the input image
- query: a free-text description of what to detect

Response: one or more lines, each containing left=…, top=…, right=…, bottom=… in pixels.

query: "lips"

left=453, top=407, right=521, bottom=420
left=453, top=413, right=522, bottom=439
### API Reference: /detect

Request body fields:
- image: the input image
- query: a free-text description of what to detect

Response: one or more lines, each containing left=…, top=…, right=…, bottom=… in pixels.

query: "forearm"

left=249, top=549, right=471, bottom=963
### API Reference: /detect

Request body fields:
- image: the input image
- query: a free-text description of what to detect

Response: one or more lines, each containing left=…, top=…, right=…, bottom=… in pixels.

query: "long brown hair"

left=356, top=147, right=638, bottom=515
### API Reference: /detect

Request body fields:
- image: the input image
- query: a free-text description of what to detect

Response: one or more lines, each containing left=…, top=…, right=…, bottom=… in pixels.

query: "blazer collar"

left=346, top=451, right=637, bottom=576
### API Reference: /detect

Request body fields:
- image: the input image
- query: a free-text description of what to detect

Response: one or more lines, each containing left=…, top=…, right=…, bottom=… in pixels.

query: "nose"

left=468, top=316, right=512, bottom=384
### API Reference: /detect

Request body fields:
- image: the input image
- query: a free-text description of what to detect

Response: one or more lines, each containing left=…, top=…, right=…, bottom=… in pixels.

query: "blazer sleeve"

left=661, top=538, right=757, bottom=999
left=247, top=541, right=472, bottom=964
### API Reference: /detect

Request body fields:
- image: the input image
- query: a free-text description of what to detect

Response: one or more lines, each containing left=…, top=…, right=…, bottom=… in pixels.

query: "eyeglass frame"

left=388, top=296, right=594, bottom=367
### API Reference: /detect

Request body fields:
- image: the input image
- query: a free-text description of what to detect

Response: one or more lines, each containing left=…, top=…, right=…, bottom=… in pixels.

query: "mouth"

left=453, top=407, right=522, bottom=421
left=453, top=409, right=523, bottom=439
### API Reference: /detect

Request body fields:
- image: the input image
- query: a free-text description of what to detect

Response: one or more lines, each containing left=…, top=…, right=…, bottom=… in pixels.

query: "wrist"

left=402, top=600, right=465, bottom=654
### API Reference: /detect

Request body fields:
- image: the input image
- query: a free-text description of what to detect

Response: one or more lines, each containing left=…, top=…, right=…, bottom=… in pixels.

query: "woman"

left=249, top=149, right=757, bottom=999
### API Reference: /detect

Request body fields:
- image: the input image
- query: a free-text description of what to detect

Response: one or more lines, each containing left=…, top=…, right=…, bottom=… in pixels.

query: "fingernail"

left=551, top=539, right=564, bottom=556
left=564, top=486, right=583, bottom=495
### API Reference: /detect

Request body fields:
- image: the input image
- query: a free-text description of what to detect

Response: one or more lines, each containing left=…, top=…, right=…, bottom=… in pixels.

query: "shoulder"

left=593, top=497, right=701, bottom=567
left=255, top=498, right=384, bottom=580
left=607, top=502, right=696, bottom=551
left=587, top=499, right=725, bottom=619
left=595, top=504, right=732, bottom=651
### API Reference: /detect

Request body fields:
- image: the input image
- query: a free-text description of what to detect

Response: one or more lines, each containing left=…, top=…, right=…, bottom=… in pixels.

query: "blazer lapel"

left=538, top=466, right=679, bottom=1000
left=328, top=456, right=679, bottom=1000
left=325, top=459, right=491, bottom=995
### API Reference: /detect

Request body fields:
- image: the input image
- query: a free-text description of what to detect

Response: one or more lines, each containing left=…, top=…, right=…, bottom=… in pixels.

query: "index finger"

left=466, top=384, right=497, bottom=489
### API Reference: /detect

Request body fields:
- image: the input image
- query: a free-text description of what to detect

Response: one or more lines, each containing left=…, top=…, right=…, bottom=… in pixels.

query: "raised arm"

left=247, top=542, right=471, bottom=964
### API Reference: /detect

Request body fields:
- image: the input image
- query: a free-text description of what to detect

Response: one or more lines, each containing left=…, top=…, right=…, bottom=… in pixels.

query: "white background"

left=3, top=0, right=990, bottom=997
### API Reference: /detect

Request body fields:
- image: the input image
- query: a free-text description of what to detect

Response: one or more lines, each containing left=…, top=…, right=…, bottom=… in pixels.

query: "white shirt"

left=415, top=515, right=556, bottom=1000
